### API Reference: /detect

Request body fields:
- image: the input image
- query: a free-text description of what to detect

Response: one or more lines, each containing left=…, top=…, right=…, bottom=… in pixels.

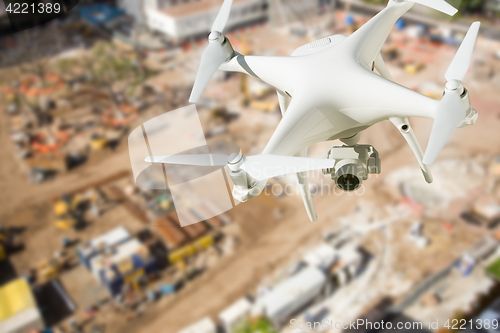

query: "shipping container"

left=259, top=266, right=326, bottom=325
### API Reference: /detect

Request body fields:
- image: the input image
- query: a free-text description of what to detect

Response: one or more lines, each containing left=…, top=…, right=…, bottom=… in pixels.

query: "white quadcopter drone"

left=145, top=0, right=480, bottom=222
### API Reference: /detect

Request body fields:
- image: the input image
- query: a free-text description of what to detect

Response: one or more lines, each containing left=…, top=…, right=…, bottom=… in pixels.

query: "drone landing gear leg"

left=298, top=172, right=317, bottom=222
left=297, top=148, right=318, bottom=222
left=390, top=117, right=433, bottom=184
left=374, top=55, right=432, bottom=183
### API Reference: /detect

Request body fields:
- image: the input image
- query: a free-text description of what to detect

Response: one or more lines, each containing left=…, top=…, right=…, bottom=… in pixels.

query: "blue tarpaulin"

left=396, top=19, right=405, bottom=30
left=79, top=4, right=125, bottom=26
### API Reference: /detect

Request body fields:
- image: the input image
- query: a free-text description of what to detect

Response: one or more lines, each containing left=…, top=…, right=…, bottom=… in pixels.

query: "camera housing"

left=322, top=144, right=381, bottom=191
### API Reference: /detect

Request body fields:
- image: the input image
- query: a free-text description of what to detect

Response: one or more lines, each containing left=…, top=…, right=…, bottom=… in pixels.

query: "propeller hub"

left=445, top=79, right=460, bottom=90
left=209, top=31, right=222, bottom=42
left=228, top=152, right=244, bottom=171
left=445, top=79, right=464, bottom=95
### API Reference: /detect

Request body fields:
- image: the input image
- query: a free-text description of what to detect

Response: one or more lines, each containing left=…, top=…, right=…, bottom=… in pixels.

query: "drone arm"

left=219, top=52, right=252, bottom=75
left=262, top=94, right=312, bottom=156
left=348, top=71, right=439, bottom=121
left=374, top=53, right=393, bottom=81
left=347, top=1, right=413, bottom=69
left=390, top=117, right=433, bottom=183
left=219, top=54, right=296, bottom=94
left=277, top=90, right=291, bottom=116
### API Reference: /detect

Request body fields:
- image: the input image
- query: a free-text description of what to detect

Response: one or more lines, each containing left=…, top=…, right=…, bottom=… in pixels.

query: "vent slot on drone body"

left=308, top=37, right=331, bottom=50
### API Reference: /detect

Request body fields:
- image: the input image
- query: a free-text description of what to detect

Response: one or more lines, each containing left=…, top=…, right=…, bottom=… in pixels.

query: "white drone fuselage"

left=148, top=0, right=480, bottom=222
left=222, top=1, right=476, bottom=218
left=222, top=2, right=436, bottom=155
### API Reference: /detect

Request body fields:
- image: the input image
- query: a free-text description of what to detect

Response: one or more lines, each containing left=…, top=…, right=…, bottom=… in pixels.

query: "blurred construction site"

left=1, top=0, right=500, bottom=332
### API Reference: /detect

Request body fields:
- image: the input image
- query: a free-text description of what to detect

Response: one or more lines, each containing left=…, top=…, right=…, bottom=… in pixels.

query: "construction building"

left=0, top=278, right=45, bottom=333
left=119, top=0, right=269, bottom=41
left=258, top=266, right=326, bottom=325
left=178, top=317, right=217, bottom=333
left=77, top=227, right=158, bottom=296
left=219, top=297, right=252, bottom=333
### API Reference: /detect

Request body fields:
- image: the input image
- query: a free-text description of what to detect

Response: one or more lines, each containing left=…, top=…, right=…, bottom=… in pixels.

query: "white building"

left=77, top=226, right=132, bottom=269
left=219, top=297, right=252, bottom=333
left=121, top=0, right=269, bottom=41
left=302, top=243, right=338, bottom=271
left=178, top=317, right=216, bottom=333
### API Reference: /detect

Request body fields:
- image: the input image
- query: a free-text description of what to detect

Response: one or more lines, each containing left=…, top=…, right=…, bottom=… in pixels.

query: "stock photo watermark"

left=262, top=168, right=380, bottom=198
left=290, top=318, right=499, bottom=331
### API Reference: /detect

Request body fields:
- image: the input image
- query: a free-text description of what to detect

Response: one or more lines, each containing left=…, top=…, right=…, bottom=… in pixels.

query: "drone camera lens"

left=336, top=174, right=361, bottom=191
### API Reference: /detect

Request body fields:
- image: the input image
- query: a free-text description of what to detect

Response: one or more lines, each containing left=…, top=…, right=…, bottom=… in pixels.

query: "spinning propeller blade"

left=189, top=43, right=228, bottom=103
left=189, top=0, right=234, bottom=103
left=446, top=22, right=481, bottom=82
left=212, top=0, right=233, bottom=33
left=146, top=154, right=336, bottom=181
left=422, top=92, right=466, bottom=165
left=409, top=0, right=458, bottom=16
left=241, top=155, right=336, bottom=181
left=423, top=22, right=480, bottom=165
left=145, top=154, right=229, bottom=167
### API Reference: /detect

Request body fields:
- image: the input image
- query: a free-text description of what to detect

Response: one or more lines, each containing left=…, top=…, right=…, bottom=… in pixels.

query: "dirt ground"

left=1, top=14, right=500, bottom=333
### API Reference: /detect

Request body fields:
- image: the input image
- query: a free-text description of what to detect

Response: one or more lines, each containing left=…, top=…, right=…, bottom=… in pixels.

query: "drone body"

left=145, top=0, right=480, bottom=222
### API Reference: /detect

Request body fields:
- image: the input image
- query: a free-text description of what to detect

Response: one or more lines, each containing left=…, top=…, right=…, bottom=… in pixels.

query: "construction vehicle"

left=25, top=152, right=68, bottom=183
left=235, top=34, right=277, bottom=114
left=90, top=133, right=108, bottom=151
left=54, top=199, right=78, bottom=230
left=404, top=62, right=426, bottom=74
left=168, top=235, right=215, bottom=264
left=53, top=171, right=129, bottom=230
left=208, top=107, right=236, bottom=124
left=36, top=254, right=70, bottom=283
left=53, top=190, right=99, bottom=230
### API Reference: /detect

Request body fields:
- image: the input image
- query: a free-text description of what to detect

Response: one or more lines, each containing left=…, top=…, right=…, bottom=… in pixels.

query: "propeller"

left=407, top=0, right=458, bottom=16
left=146, top=154, right=229, bottom=167
left=423, top=22, right=480, bottom=165
left=146, top=153, right=336, bottom=181
left=189, top=0, right=234, bottom=103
